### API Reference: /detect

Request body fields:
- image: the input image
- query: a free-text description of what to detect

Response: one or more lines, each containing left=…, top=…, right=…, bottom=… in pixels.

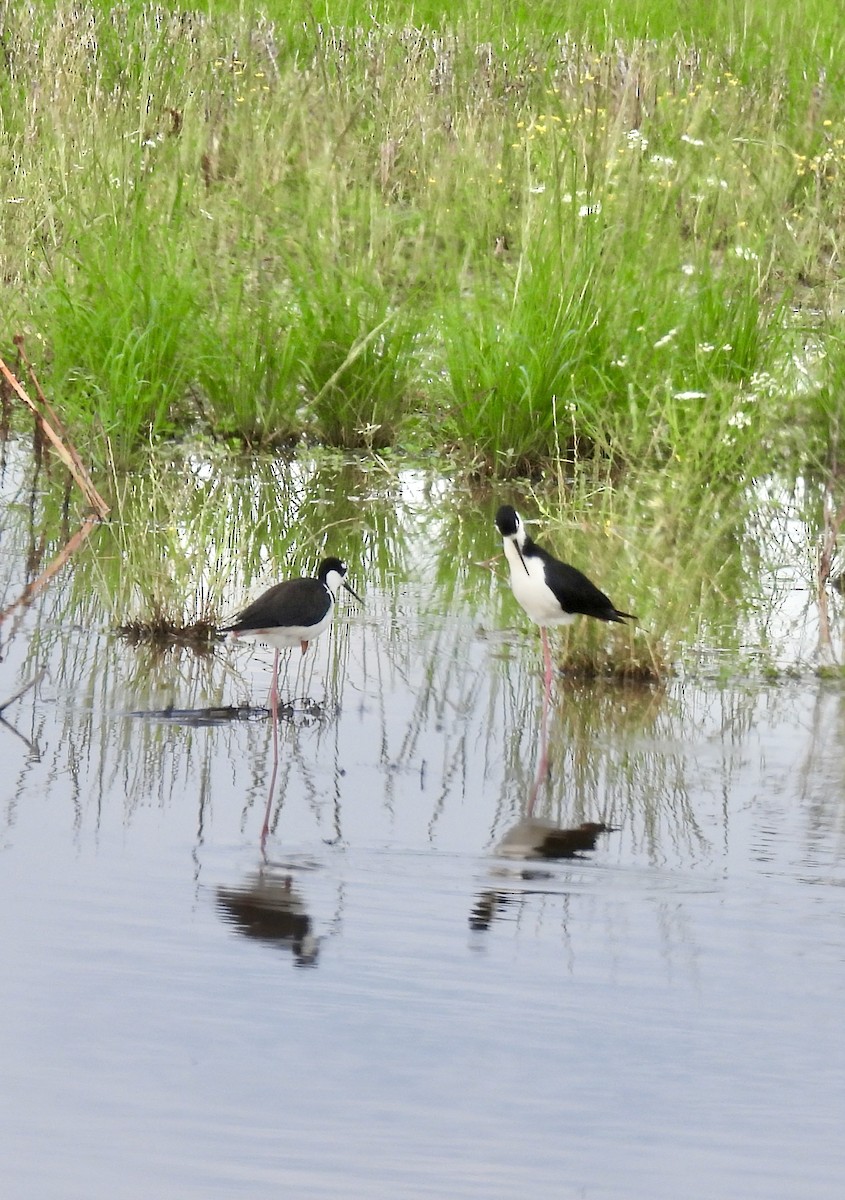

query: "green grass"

left=196, top=267, right=304, bottom=450
left=1, top=1, right=844, bottom=478
left=38, top=215, right=202, bottom=464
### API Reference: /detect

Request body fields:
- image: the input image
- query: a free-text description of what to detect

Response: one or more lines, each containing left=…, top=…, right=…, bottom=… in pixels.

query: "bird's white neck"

left=502, top=535, right=532, bottom=580
left=323, top=569, right=344, bottom=596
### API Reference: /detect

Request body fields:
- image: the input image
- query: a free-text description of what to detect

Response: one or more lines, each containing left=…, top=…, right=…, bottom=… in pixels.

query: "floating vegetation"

left=116, top=616, right=221, bottom=652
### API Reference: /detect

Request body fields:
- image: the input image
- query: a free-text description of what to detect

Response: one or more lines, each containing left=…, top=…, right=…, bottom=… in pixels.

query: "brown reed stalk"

left=0, top=345, right=110, bottom=518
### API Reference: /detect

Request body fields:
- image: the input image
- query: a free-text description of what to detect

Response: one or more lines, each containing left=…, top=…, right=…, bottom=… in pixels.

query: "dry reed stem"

left=13, top=334, right=110, bottom=519
left=0, top=351, right=110, bottom=519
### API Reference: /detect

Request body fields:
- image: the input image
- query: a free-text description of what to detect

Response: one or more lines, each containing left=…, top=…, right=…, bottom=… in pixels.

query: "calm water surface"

left=1, top=447, right=844, bottom=1199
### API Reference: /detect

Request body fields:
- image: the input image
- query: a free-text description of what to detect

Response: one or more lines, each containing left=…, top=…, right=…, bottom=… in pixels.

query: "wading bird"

left=495, top=505, right=635, bottom=691
left=223, top=557, right=361, bottom=723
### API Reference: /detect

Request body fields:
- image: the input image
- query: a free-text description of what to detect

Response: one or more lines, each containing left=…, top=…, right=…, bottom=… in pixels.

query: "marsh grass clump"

left=555, top=631, right=666, bottom=683
left=196, top=274, right=304, bottom=450
left=295, top=269, right=417, bottom=450
left=117, top=612, right=221, bottom=652
left=38, top=217, right=203, bottom=466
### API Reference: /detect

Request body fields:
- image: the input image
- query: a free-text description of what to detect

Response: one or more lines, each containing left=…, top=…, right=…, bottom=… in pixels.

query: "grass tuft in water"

left=116, top=614, right=221, bottom=651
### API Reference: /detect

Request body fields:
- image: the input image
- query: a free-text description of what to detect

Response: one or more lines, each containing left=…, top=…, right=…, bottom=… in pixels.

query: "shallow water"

left=2, top=445, right=845, bottom=1199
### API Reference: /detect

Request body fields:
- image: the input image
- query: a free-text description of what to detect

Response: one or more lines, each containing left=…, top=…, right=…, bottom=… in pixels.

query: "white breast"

left=503, top=542, right=577, bottom=628
left=232, top=609, right=334, bottom=650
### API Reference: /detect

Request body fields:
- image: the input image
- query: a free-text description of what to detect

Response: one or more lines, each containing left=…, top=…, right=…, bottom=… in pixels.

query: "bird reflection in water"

left=470, top=821, right=617, bottom=931
left=495, top=818, right=616, bottom=860
left=216, top=867, right=319, bottom=967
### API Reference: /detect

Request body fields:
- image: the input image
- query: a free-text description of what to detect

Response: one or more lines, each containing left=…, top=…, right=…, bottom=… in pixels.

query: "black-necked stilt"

left=495, top=503, right=635, bottom=691
left=223, top=556, right=361, bottom=721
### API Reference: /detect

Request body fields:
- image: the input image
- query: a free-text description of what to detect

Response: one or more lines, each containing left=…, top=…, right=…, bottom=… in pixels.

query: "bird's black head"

left=318, top=557, right=363, bottom=604
left=317, top=556, right=347, bottom=581
left=495, top=505, right=521, bottom=537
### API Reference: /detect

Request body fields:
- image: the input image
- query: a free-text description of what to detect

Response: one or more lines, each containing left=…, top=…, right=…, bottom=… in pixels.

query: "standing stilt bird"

left=494, top=505, right=635, bottom=694
left=223, top=557, right=361, bottom=721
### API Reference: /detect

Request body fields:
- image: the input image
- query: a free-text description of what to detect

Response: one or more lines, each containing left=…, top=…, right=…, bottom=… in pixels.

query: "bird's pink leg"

left=261, top=648, right=281, bottom=854
left=526, top=629, right=553, bottom=818
left=300, top=639, right=309, bottom=654
left=268, top=647, right=280, bottom=725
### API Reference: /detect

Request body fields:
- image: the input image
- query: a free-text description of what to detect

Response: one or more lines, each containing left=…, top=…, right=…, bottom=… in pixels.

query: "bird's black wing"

left=223, top=578, right=330, bottom=632
left=536, top=547, right=635, bottom=623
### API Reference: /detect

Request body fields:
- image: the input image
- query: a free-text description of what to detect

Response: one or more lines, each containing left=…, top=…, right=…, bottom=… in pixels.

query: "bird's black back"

left=530, top=539, right=636, bottom=623
left=222, top=577, right=331, bottom=633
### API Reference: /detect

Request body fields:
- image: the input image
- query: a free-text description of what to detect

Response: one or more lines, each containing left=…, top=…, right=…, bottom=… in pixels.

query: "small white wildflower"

left=681, top=133, right=705, bottom=146
left=749, top=371, right=778, bottom=396
left=698, top=342, right=715, bottom=353
left=627, top=129, right=649, bottom=150
left=734, top=246, right=758, bottom=261
left=529, top=184, right=546, bottom=193
left=654, top=328, right=678, bottom=349
left=565, top=401, right=577, bottom=413
left=674, top=390, right=708, bottom=399
left=5, top=197, right=25, bottom=204
left=681, top=263, right=695, bottom=276
left=143, top=139, right=157, bottom=148
left=561, top=192, right=573, bottom=203
left=611, top=355, right=629, bottom=368
left=650, top=154, right=676, bottom=167
left=721, top=343, right=733, bottom=352
left=727, top=411, right=752, bottom=428
left=578, top=202, right=602, bottom=217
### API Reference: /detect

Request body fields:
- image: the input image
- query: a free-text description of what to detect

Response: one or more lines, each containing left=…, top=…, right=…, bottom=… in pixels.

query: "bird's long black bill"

left=515, top=542, right=530, bottom=576
left=343, top=580, right=363, bottom=604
